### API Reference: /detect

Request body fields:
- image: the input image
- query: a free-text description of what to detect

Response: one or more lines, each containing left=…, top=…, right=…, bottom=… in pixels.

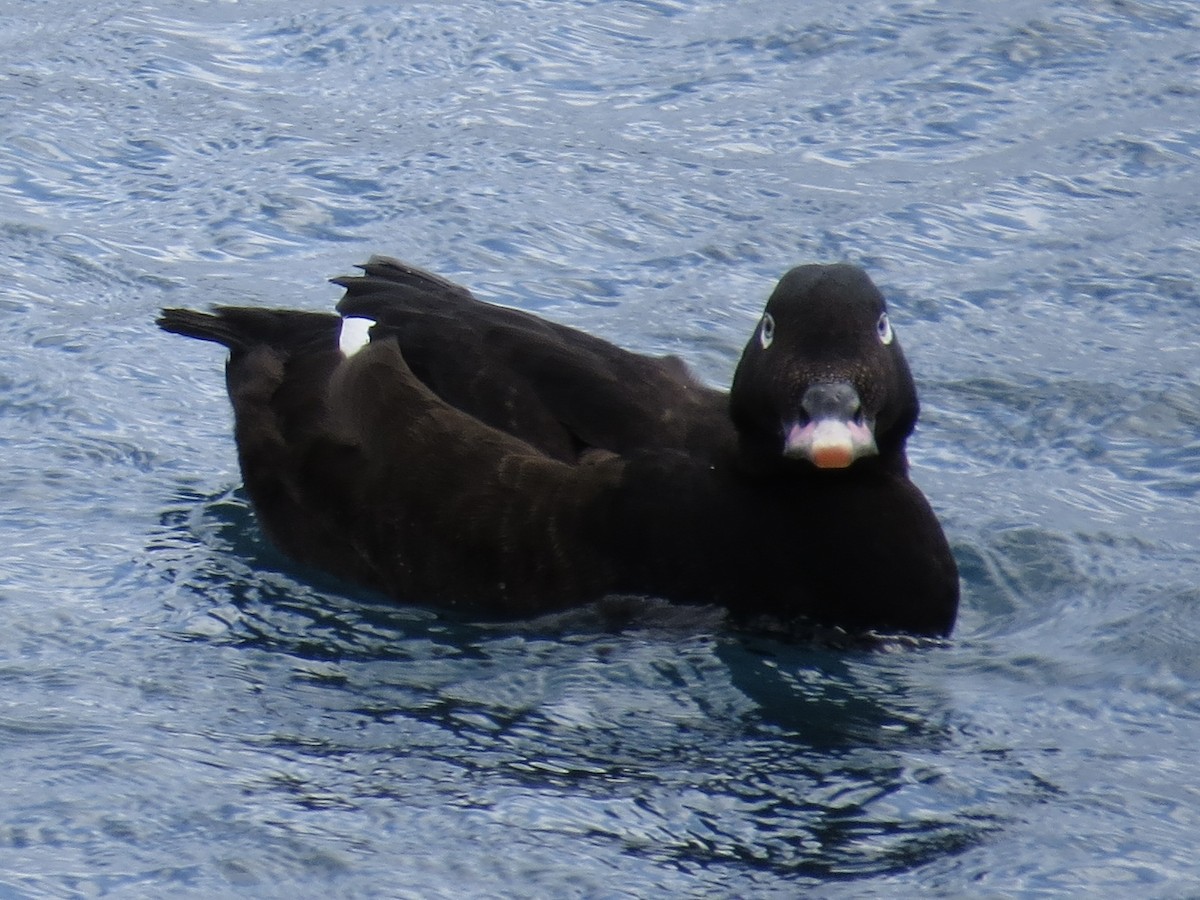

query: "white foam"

left=338, top=316, right=375, bottom=358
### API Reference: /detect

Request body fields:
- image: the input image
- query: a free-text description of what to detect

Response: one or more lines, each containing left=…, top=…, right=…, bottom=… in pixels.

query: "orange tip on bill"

left=810, top=442, right=854, bottom=469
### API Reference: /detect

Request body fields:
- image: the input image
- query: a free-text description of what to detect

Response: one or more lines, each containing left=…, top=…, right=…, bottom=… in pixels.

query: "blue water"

left=2, top=0, right=1199, bottom=896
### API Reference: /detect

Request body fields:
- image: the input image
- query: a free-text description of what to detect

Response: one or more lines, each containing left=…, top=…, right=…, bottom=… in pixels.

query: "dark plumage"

left=158, top=256, right=958, bottom=636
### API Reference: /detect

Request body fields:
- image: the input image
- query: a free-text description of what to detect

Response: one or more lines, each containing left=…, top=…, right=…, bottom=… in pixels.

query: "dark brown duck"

left=159, top=257, right=958, bottom=636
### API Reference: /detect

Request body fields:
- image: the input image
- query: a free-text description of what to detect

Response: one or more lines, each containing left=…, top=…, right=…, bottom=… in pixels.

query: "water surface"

left=2, top=0, right=1199, bottom=896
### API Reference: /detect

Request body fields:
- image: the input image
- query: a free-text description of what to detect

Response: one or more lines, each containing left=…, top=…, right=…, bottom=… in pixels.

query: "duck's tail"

left=157, top=307, right=337, bottom=355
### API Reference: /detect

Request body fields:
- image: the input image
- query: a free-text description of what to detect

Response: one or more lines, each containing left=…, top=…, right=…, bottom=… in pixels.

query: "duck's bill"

left=783, top=418, right=878, bottom=468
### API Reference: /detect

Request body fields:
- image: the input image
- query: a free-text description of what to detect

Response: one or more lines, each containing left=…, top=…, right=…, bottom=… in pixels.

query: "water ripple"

left=4, top=0, right=1200, bottom=895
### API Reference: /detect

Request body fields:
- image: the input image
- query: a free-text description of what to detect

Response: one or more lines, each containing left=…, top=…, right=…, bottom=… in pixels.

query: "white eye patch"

left=759, top=312, right=775, bottom=349
left=339, top=316, right=375, bottom=358
left=877, top=312, right=893, bottom=345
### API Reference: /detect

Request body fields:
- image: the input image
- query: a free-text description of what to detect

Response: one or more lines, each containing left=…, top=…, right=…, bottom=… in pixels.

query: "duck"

left=158, top=256, right=959, bottom=637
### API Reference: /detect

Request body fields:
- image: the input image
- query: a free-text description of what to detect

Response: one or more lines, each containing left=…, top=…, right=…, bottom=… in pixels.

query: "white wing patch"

left=339, top=316, right=375, bottom=358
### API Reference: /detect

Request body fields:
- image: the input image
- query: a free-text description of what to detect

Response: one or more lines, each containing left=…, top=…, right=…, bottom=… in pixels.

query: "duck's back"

left=333, top=257, right=732, bottom=463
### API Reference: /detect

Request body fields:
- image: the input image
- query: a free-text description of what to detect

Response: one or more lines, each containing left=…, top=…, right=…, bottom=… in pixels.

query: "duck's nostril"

left=800, top=382, right=863, bottom=423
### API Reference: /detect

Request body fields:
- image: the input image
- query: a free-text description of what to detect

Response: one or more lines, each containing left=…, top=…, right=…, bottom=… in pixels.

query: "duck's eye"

left=876, top=312, right=893, bottom=345
left=759, top=312, right=775, bottom=349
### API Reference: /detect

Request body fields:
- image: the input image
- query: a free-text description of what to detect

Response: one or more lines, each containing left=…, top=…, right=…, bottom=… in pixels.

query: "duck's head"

left=729, top=264, right=919, bottom=475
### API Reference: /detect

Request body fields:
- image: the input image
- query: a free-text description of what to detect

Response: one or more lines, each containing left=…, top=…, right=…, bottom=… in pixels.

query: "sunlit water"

left=2, top=1, right=1199, bottom=896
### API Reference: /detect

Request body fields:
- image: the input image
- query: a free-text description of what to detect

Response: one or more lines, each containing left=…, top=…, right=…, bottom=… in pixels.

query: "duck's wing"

left=322, top=333, right=630, bottom=612
left=332, top=256, right=730, bottom=463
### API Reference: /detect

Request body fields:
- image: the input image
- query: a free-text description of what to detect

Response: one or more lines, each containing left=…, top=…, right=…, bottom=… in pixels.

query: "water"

left=2, top=0, right=1199, bottom=895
